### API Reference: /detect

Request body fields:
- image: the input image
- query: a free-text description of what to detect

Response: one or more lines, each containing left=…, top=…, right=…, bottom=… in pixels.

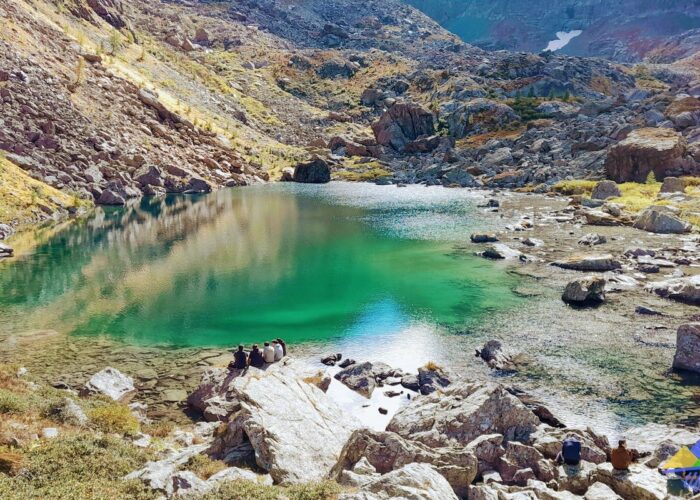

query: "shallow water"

left=0, top=183, right=524, bottom=348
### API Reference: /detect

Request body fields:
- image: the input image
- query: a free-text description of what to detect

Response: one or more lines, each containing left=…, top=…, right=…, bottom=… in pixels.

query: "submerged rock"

left=470, top=233, right=499, bottom=243
left=82, top=367, right=136, bottom=402
left=562, top=276, right=606, bottom=305
left=647, top=275, right=700, bottom=305
left=476, top=340, right=526, bottom=371
left=552, top=254, right=621, bottom=272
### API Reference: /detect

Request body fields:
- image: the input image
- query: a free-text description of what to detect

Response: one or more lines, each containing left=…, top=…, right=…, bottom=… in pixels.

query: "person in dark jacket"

left=248, top=344, right=265, bottom=368
left=276, top=338, right=287, bottom=356
left=555, top=438, right=581, bottom=466
left=229, top=345, right=247, bottom=370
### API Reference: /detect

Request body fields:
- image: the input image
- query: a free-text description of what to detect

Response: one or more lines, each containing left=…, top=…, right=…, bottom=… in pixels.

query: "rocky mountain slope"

left=1, top=0, right=700, bottom=233
left=406, top=0, right=700, bottom=62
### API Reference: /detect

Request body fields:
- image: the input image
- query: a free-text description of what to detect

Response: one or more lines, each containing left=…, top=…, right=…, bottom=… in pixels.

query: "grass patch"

left=610, top=182, right=662, bottom=213
left=0, top=389, right=29, bottom=414
left=0, top=435, right=156, bottom=499
left=335, top=160, right=390, bottom=182
left=424, top=361, right=443, bottom=372
left=185, top=454, right=228, bottom=480
left=142, top=420, right=175, bottom=438
left=201, top=479, right=342, bottom=500
left=88, top=403, right=140, bottom=435
left=551, top=180, right=597, bottom=196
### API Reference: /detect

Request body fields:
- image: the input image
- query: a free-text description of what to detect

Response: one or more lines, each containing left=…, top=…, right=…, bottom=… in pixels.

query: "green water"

left=0, top=183, right=524, bottom=348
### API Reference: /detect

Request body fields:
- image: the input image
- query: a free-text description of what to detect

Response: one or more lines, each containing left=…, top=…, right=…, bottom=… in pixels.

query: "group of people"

left=228, top=338, right=287, bottom=370
left=556, top=438, right=641, bottom=471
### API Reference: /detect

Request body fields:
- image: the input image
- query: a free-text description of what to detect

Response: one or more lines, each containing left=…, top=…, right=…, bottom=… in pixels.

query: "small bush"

left=201, top=479, right=342, bottom=500
left=646, top=171, right=658, bottom=185
left=0, top=390, right=28, bottom=414
left=0, top=452, right=23, bottom=475
left=186, top=453, right=227, bottom=480
left=286, top=480, right=342, bottom=500
left=424, top=361, right=443, bottom=372
left=88, top=403, right=140, bottom=435
left=142, top=420, right=174, bottom=438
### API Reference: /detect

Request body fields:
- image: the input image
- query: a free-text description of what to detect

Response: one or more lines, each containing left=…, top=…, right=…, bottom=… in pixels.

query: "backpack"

left=562, top=439, right=581, bottom=465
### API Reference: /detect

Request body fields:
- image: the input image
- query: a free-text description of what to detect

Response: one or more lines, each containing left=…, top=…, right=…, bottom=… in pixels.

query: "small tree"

left=646, top=171, right=657, bottom=185
left=109, top=31, right=123, bottom=56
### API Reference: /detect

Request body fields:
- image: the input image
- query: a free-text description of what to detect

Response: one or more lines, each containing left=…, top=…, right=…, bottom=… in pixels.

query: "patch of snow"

left=545, top=30, right=583, bottom=51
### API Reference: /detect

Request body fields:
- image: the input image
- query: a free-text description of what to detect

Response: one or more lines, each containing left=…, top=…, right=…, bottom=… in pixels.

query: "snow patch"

left=545, top=30, right=583, bottom=51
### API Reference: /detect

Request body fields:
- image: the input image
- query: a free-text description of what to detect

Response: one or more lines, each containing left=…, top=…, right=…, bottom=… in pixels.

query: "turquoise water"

left=0, top=183, right=525, bottom=347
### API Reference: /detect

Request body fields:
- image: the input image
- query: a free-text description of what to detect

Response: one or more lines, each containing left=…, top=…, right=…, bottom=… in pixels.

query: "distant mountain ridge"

left=404, top=0, right=700, bottom=62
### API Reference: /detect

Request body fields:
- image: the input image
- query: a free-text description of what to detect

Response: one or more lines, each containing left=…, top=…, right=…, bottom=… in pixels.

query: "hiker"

left=276, top=338, right=287, bottom=356
left=229, top=345, right=248, bottom=370
left=248, top=344, right=265, bottom=368
left=263, top=341, right=275, bottom=363
left=555, top=438, right=581, bottom=466
left=273, top=340, right=284, bottom=361
left=611, top=440, right=634, bottom=471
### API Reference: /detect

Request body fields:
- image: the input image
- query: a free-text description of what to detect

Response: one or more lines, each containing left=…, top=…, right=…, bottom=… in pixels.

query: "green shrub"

left=551, top=180, right=597, bottom=196
left=201, top=479, right=342, bottom=500
left=186, top=453, right=227, bottom=480
left=0, top=390, right=28, bottom=414
left=88, top=403, right=140, bottom=435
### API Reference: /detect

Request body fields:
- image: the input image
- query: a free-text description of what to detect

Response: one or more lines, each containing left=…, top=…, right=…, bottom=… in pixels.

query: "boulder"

left=97, top=181, right=127, bottom=205
left=0, top=224, right=13, bottom=240
left=481, top=244, right=523, bottom=260
left=578, top=233, right=607, bottom=246
left=387, top=382, right=539, bottom=447
left=647, top=275, right=700, bottom=305
left=476, top=340, right=525, bottom=371
left=471, top=233, right=499, bottom=243
left=442, top=99, right=519, bottom=139
left=202, top=359, right=359, bottom=484
left=592, top=462, right=668, bottom=500
left=134, top=165, right=164, bottom=188
left=280, top=167, right=294, bottom=182
left=633, top=206, right=691, bottom=234
left=585, top=482, right=622, bottom=500
left=530, top=427, right=609, bottom=465
left=584, top=210, right=625, bottom=226
left=331, top=429, right=477, bottom=497
left=672, top=323, right=700, bottom=373
left=293, top=157, right=331, bottom=183
left=660, top=177, right=685, bottom=193
left=591, top=180, right=621, bottom=200
left=605, top=128, right=689, bottom=183
left=343, top=463, right=459, bottom=500
left=371, top=103, right=435, bottom=152
left=82, top=367, right=135, bottom=402
left=334, top=361, right=394, bottom=397
left=417, top=365, right=452, bottom=395
left=48, top=398, right=88, bottom=426
left=552, top=254, right=621, bottom=272
left=317, top=58, right=360, bottom=79
left=562, top=276, right=606, bottom=305
left=126, top=444, right=209, bottom=493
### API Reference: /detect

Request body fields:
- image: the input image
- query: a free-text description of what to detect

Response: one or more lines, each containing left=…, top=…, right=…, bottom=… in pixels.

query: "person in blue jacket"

left=556, top=438, right=581, bottom=466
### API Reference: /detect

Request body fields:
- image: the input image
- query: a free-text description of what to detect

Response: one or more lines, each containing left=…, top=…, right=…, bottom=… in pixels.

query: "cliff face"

left=405, top=0, right=700, bottom=62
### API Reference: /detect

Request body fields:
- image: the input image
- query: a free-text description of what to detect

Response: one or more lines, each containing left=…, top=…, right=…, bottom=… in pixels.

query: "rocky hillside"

left=2, top=0, right=700, bottom=232
left=406, top=0, right=700, bottom=62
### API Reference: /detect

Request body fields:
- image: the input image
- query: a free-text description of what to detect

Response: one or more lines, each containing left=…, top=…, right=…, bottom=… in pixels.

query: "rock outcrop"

left=191, top=359, right=359, bottom=484
left=605, top=128, right=690, bottom=183
left=562, top=276, right=606, bottom=305
left=633, top=206, right=692, bottom=234
left=293, top=157, right=331, bottom=183
left=441, top=99, right=519, bottom=138
left=647, top=275, right=700, bottom=305
left=371, top=103, right=435, bottom=152
left=387, top=382, right=539, bottom=447
left=333, top=361, right=395, bottom=398
left=82, top=367, right=135, bottom=402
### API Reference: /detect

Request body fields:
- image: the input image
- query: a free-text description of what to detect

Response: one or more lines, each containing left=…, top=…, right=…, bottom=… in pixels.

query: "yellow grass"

left=551, top=180, right=597, bottom=196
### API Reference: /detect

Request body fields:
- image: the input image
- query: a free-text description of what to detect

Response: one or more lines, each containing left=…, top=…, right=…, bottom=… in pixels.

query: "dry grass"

left=185, top=454, right=228, bottom=480
left=88, top=403, right=140, bottom=436
left=456, top=127, right=525, bottom=149
left=424, top=361, right=443, bottom=372
left=551, top=180, right=597, bottom=196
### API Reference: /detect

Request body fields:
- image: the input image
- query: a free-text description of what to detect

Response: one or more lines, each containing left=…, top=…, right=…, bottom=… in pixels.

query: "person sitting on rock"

left=229, top=345, right=247, bottom=370
left=611, top=440, right=634, bottom=471
left=273, top=340, right=284, bottom=361
left=276, top=338, right=287, bottom=356
left=248, top=344, right=264, bottom=368
left=262, top=342, right=275, bottom=364
left=555, top=438, right=581, bottom=466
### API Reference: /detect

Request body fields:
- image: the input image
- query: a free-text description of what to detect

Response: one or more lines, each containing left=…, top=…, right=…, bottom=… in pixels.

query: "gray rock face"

left=334, top=361, right=394, bottom=397
left=552, top=254, right=621, bottom=272
left=592, top=462, right=668, bottom=500
left=481, top=243, right=523, bottom=260
left=476, top=340, right=525, bottom=371
left=341, top=463, right=459, bottom=500
left=672, top=323, right=700, bottom=373
left=633, top=206, right=692, bottom=234
left=442, top=99, right=519, bottom=138
left=386, top=382, right=539, bottom=447
left=562, top=276, right=606, bottom=304
left=578, top=233, right=607, bottom=246
left=97, top=181, right=128, bottom=205
left=591, top=180, right=620, bottom=200
left=0, top=224, right=14, bottom=240
left=293, top=157, right=331, bottom=183
left=416, top=365, right=452, bottom=394
left=647, top=275, right=700, bottom=305
left=331, top=429, right=477, bottom=497
left=0, top=243, right=13, bottom=259
left=82, top=367, right=135, bottom=402
left=199, top=359, right=359, bottom=484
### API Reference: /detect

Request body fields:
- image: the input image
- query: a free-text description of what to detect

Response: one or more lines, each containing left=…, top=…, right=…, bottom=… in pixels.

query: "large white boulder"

left=82, top=367, right=136, bottom=402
